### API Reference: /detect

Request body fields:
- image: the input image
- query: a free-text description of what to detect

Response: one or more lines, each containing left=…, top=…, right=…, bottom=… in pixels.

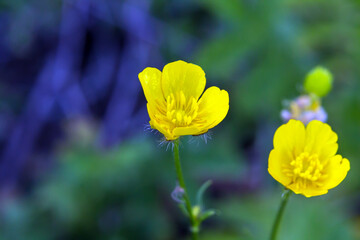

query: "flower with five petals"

left=268, top=119, right=350, bottom=197
left=139, top=60, right=229, bottom=141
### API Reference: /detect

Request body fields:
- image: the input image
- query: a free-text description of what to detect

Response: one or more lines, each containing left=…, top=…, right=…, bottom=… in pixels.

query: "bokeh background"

left=0, top=0, right=359, bottom=239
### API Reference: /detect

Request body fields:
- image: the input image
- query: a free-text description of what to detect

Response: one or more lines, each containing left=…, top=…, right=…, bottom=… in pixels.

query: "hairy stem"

left=173, top=139, right=199, bottom=240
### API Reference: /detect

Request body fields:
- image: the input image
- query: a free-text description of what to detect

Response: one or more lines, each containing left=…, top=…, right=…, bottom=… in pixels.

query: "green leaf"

left=199, top=209, right=219, bottom=222
left=196, top=180, right=213, bottom=208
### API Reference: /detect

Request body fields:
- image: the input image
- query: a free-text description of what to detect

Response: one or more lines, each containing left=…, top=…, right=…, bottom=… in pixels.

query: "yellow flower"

left=139, top=60, right=229, bottom=141
left=268, top=119, right=350, bottom=197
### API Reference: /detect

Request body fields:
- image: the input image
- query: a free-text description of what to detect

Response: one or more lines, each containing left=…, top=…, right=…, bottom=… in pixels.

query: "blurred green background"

left=0, top=0, right=359, bottom=239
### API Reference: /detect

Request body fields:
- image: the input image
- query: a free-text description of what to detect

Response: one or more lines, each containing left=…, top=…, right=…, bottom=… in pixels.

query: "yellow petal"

left=273, top=119, right=305, bottom=160
left=147, top=103, right=174, bottom=140
left=173, top=126, right=201, bottom=137
left=323, top=155, right=350, bottom=190
left=148, top=117, right=176, bottom=140
left=268, top=149, right=292, bottom=187
left=139, top=67, right=164, bottom=104
left=193, top=87, right=229, bottom=133
left=288, top=184, right=328, bottom=198
left=304, top=120, right=338, bottom=161
left=161, top=60, right=206, bottom=100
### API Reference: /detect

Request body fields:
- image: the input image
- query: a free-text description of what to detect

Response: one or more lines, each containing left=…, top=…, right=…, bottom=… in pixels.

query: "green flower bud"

left=192, top=205, right=201, bottom=218
left=304, top=66, right=333, bottom=97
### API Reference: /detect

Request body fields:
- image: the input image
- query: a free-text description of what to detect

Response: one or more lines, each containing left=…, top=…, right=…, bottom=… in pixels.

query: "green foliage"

left=212, top=191, right=353, bottom=240
left=0, top=135, right=174, bottom=240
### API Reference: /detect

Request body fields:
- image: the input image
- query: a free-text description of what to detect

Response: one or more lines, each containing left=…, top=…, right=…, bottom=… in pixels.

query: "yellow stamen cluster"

left=166, top=91, right=198, bottom=127
left=283, top=152, right=326, bottom=189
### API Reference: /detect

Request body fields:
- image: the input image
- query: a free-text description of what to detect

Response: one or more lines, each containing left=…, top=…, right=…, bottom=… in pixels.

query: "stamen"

left=165, top=91, right=199, bottom=127
left=283, top=152, right=326, bottom=189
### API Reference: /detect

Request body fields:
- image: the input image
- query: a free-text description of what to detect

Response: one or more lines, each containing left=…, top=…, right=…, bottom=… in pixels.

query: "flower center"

left=166, top=91, right=198, bottom=127
left=283, top=152, right=325, bottom=189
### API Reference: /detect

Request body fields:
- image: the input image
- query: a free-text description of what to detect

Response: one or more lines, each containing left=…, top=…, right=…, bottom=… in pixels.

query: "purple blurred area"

left=0, top=0, right=162, bottom=193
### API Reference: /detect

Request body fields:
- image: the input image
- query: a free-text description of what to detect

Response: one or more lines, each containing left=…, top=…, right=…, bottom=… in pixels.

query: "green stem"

left=270, top=189, right=292, bottom=240
left=173, top=139, right=199, bottom=240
